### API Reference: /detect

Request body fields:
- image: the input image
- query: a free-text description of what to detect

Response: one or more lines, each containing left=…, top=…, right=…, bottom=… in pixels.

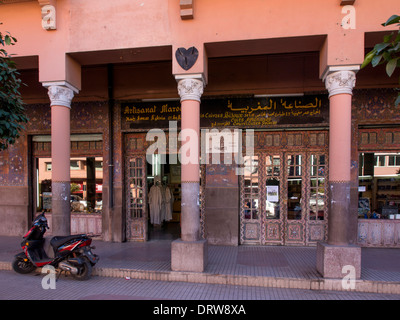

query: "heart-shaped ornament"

left=175, top=47, right=199, bottom=71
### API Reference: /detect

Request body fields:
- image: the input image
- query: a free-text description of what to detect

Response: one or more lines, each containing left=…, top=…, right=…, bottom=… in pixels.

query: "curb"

left=92, top=266, right=400, bottom=295
left=2, top=261, right=400, bottom=295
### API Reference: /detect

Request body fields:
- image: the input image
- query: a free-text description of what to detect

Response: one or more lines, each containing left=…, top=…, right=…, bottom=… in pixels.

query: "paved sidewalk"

left=1, top=236, right=399, bottom=295
left=1, top=269, right=400, bottom=301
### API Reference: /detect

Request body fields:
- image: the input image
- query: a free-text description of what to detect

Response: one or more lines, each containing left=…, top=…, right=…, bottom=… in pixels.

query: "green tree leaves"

left=362, top=15, right=400, bottom=106
left=0, top=23, right=28, bottom=151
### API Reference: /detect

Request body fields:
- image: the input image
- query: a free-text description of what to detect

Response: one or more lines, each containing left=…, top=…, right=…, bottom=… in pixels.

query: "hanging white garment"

left=148, top=184, right=163, bottom=225
left=160, top=185, right=166, bottom=223
left=164, top=186, right=174, bottom=222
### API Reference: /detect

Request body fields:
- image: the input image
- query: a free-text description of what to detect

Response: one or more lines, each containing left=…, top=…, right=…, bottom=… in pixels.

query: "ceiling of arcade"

left=16, top=34, right=399, bottom=104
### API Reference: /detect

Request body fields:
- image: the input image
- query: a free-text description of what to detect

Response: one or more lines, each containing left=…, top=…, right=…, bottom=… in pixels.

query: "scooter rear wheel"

left=72, top=257, right=92, bottom=281
left=12, top=256, right=36, bottom=274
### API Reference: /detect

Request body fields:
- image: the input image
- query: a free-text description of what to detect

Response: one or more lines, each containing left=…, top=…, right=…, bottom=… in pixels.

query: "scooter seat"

left=50, top=234, right=86, bottom=250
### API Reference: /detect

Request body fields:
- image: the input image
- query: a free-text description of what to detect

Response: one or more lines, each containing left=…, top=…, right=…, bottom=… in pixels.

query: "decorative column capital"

left=324, top=70, right=356, bottom=98
left=46, top=85, right=75, bottom=108
left=43, top=81, right=78, bottom=108
left=176, top=77, right=204, bottom=102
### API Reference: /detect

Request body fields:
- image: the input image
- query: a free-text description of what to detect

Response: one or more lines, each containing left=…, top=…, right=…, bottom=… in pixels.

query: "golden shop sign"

left=121, top=95, right=328, bottom=130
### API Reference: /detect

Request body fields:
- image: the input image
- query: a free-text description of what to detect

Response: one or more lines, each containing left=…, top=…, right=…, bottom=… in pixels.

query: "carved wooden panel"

left=308, top=224, right=326, bottom=242
left=247, top=131, right=328, bottom=153
left=353, top=89, right=400, bottom=125
left=285, top=223, right=304, bottom=243
left=357, top=220, right=400, bottom=247
left=126, top=134, right=146, bottom=154
left=359, top=128, right=400, bottom=151
left=265, top=222, right=282, bottom=242
left=383, top=222, right=395, bottom=245
left=357, top=221, right=368, bottom=245
left=243, top=222, right=261, bottom=241
left=33, top=140, right=103, bottom=157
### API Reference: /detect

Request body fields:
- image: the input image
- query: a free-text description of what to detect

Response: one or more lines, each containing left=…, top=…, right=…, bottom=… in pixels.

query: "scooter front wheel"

left=12, top=255, right=36, bottom=274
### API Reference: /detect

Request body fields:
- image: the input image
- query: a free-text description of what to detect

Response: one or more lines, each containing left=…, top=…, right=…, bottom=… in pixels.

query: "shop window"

left=265, top=155, right=280, bottom=219
left=388, top=155, right=400, bottom=166
left=128, top=157, right=144, bottom=219
left=70, top=160, right=81, bottom=170
left=95, top=161, right=103, bottom=170
left=287, top=154, right=302, bottom=220
left=243, top=156, right=259, bottom=220
left=358, top=152, right=400, bottom=219
left=374, top=155, right=386, bottom=167
left=309, top=155, right=325, bottom=220
left=36, top=157, right=103, bottom=214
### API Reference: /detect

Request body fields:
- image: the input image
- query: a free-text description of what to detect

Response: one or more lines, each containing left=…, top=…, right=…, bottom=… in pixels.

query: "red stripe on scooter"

left=36, top=261, right=52, bottom=267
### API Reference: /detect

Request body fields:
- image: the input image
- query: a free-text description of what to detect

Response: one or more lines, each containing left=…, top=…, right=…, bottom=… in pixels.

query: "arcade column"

left=45, top=84, right=77, bottom=236
left=316, top=69, right=361, bottom=279
left=171, top=76, right=208, bottom=272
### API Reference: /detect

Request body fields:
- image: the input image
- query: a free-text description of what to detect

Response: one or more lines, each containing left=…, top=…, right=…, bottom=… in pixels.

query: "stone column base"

left=51, top=181, right=71, bottom=236
left=171, top=239, right=208, bottom=272
left=316, top=242, right=361, bottom=279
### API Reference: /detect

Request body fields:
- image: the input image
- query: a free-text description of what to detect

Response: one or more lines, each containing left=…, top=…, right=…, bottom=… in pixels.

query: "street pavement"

left=0, top=268, right=398, bottom=320
left=0, top=269, right=399, bottom=301
left=1, top=235, right=400, bottom=306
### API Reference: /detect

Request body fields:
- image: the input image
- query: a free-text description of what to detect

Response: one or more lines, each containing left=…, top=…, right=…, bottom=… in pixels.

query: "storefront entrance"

left=31, top=134, right=104, bottom=237
left=240, top=151, right=328, bottom=246
left=125, top=130, right=329, bottom=245
left=125, top=153, right=183, bottom=241
left=356, top=127, right=400, bottom=247
left=125, top=133, right=184, bottom=241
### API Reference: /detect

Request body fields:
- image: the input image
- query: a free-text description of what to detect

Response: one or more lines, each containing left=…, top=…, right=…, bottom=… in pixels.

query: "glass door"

left=126, top=155, right=147, bottom=241
left=264, top=154, right=284, bottom=245
left=240, top=151, right=328, bottom=246
left=284, top=153, right=306, bottom=245
left=240, top=155, right=262, bottom=244
left=306, top=153, right=328, bottom=244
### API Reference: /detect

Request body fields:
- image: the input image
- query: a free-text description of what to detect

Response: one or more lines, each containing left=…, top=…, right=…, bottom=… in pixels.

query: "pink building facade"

left=1, top=0, right=399, bottom=276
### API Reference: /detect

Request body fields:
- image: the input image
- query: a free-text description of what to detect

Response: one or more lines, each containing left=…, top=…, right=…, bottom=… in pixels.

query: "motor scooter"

left=12, top=211, right=99, bottom=281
